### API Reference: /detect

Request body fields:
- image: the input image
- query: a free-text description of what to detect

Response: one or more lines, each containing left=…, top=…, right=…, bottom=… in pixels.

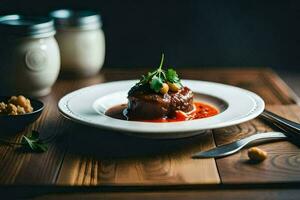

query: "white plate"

left=58, top=80, right=265, bottom=138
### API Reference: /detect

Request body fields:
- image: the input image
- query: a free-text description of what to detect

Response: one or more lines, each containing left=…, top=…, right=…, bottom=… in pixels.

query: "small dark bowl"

left=0, top=96, right=44, bottom=134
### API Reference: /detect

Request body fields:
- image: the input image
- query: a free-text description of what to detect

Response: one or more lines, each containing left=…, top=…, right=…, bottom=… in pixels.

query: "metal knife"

left=192, top=132, right=286, bottom=159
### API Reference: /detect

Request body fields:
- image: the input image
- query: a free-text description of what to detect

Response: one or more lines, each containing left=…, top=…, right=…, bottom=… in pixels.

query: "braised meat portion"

left=169, top=86, right=194, bottom=115
left=127, top=84, right=194, bottom=120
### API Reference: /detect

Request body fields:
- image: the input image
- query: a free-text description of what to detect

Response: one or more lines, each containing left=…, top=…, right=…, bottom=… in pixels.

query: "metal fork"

left=192, top=110, right=300, bottom=159
left=192, top=131, right=286, bottom=158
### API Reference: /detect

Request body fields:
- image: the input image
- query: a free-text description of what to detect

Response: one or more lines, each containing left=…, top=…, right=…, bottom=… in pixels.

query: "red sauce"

left=142, top=102, right=218, bottom=122
left=106, top=102, right=219, bottom=122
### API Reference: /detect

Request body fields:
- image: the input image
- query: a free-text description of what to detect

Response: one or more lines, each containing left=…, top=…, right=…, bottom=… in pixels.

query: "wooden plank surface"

left=56, top=128, right=220, bottom=185
left=0, top=68, right=299, bottom=188
left=57, top=105, right=300, bottom=186
left=0, top=75, right=105, bottom=185
left=215, top=105, right=300, bottom=184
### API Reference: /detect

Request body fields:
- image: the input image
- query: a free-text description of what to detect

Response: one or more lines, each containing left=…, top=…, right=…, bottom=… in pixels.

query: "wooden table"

left=1, top=68, right=300, bottom=199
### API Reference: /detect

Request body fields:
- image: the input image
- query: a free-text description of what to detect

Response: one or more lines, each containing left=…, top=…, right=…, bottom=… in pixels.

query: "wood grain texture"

left=56, top=128, right=220, bottom=185
left=0, top=68, right=299, bottom=188
left=215, top=105, right=300, bottom=184
left=0, top=75, right=104, bottom=185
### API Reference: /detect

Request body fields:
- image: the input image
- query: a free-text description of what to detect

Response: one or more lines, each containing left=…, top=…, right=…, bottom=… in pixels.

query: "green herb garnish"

left=150, top=75, right=164, bottom=92
left=136, top=54, right=182, bottom=93
left=0, top=130, right=48, bottom=153
left=21, top=130, right=48, bottom=152
left=166, top=68, right=180, bottom=83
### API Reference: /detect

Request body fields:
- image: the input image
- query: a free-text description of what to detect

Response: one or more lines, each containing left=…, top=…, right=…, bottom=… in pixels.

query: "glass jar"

left=50, top=10, right=105, bottom=77
left=0, top=15, right=60, bottom=97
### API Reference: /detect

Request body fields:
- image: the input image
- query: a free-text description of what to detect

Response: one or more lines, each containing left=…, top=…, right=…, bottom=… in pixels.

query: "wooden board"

left=215, top=105, right=300, bottom=184
left=0, top=68, right=299, bottom=190
left=56, top=105, right=300, bottom=186
left=56, top=129, right=219, bottom=185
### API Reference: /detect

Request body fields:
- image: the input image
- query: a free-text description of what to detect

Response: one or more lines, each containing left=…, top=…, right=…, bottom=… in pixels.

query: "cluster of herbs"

left=0, top=130, right=48, bottom=153
left=137, top=54, right=182, bottom=93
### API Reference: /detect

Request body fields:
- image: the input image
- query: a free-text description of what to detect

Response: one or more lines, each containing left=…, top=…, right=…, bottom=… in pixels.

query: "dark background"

left=1, top=0, right=300, bottom=70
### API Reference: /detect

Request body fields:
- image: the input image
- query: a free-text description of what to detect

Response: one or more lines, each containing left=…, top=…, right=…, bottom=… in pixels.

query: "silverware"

left=260, top=110, right=300, bottom=137
left=192, top=132, right=286, bottom=158
left=192, top=110, right=300, bottom=159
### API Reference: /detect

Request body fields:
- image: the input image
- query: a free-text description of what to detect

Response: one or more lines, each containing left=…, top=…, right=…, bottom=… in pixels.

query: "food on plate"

left=127, top=83, right=194, bottom=120
left=0, top=95, right=33, bottom=115
left=106, top=54, right=219, bottom=122
left=248, top=147, right=267, bottom=162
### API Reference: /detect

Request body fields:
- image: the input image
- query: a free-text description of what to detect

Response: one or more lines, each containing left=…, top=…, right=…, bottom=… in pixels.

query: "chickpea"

left=248, top=147, right=267, bottom=162
left=0, top=102, right=7, bottom=114
left=7, top=103, right=18, bottom=115
left=23, top=98, right=33, bottom=113
left=160, top=83, right=169, bottom=94
left=168, top=82, right=181, bottom=92
left=8, top=96, right=17, bottom=105
left=0, top=95, right=33, bottom=115
left=9, top=95, right=33, bottom=113
left=16, top=95, right=27, bottom=107
left=0, top=102, right=6, bottom=108
left=17, top=105, right=26, bottom=115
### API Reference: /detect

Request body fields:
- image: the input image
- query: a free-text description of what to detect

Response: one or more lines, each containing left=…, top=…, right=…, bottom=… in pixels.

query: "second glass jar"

left=50, top=9, right=105, bottom=77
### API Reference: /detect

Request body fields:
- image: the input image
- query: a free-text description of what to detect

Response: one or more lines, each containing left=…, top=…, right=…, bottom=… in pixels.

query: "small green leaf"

left=132, top=54, right=182, bottom=93
left=150, top=75, right=163, bottom=92
left=0, top=130, right=49, bottom=153
left=166, top=68, right=180, bottom=83
left=21, top=131, right=48, bottom=152
left=22, top=135, right=34, bottom=148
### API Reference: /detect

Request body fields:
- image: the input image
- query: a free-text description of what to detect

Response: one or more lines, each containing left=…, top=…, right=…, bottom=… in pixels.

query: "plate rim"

left=58, top=79, right=265, bottom=134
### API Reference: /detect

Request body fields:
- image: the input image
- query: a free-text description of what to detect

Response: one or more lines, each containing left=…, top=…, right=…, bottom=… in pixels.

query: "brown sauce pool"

left=105, top=102, right=219, bottom=122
